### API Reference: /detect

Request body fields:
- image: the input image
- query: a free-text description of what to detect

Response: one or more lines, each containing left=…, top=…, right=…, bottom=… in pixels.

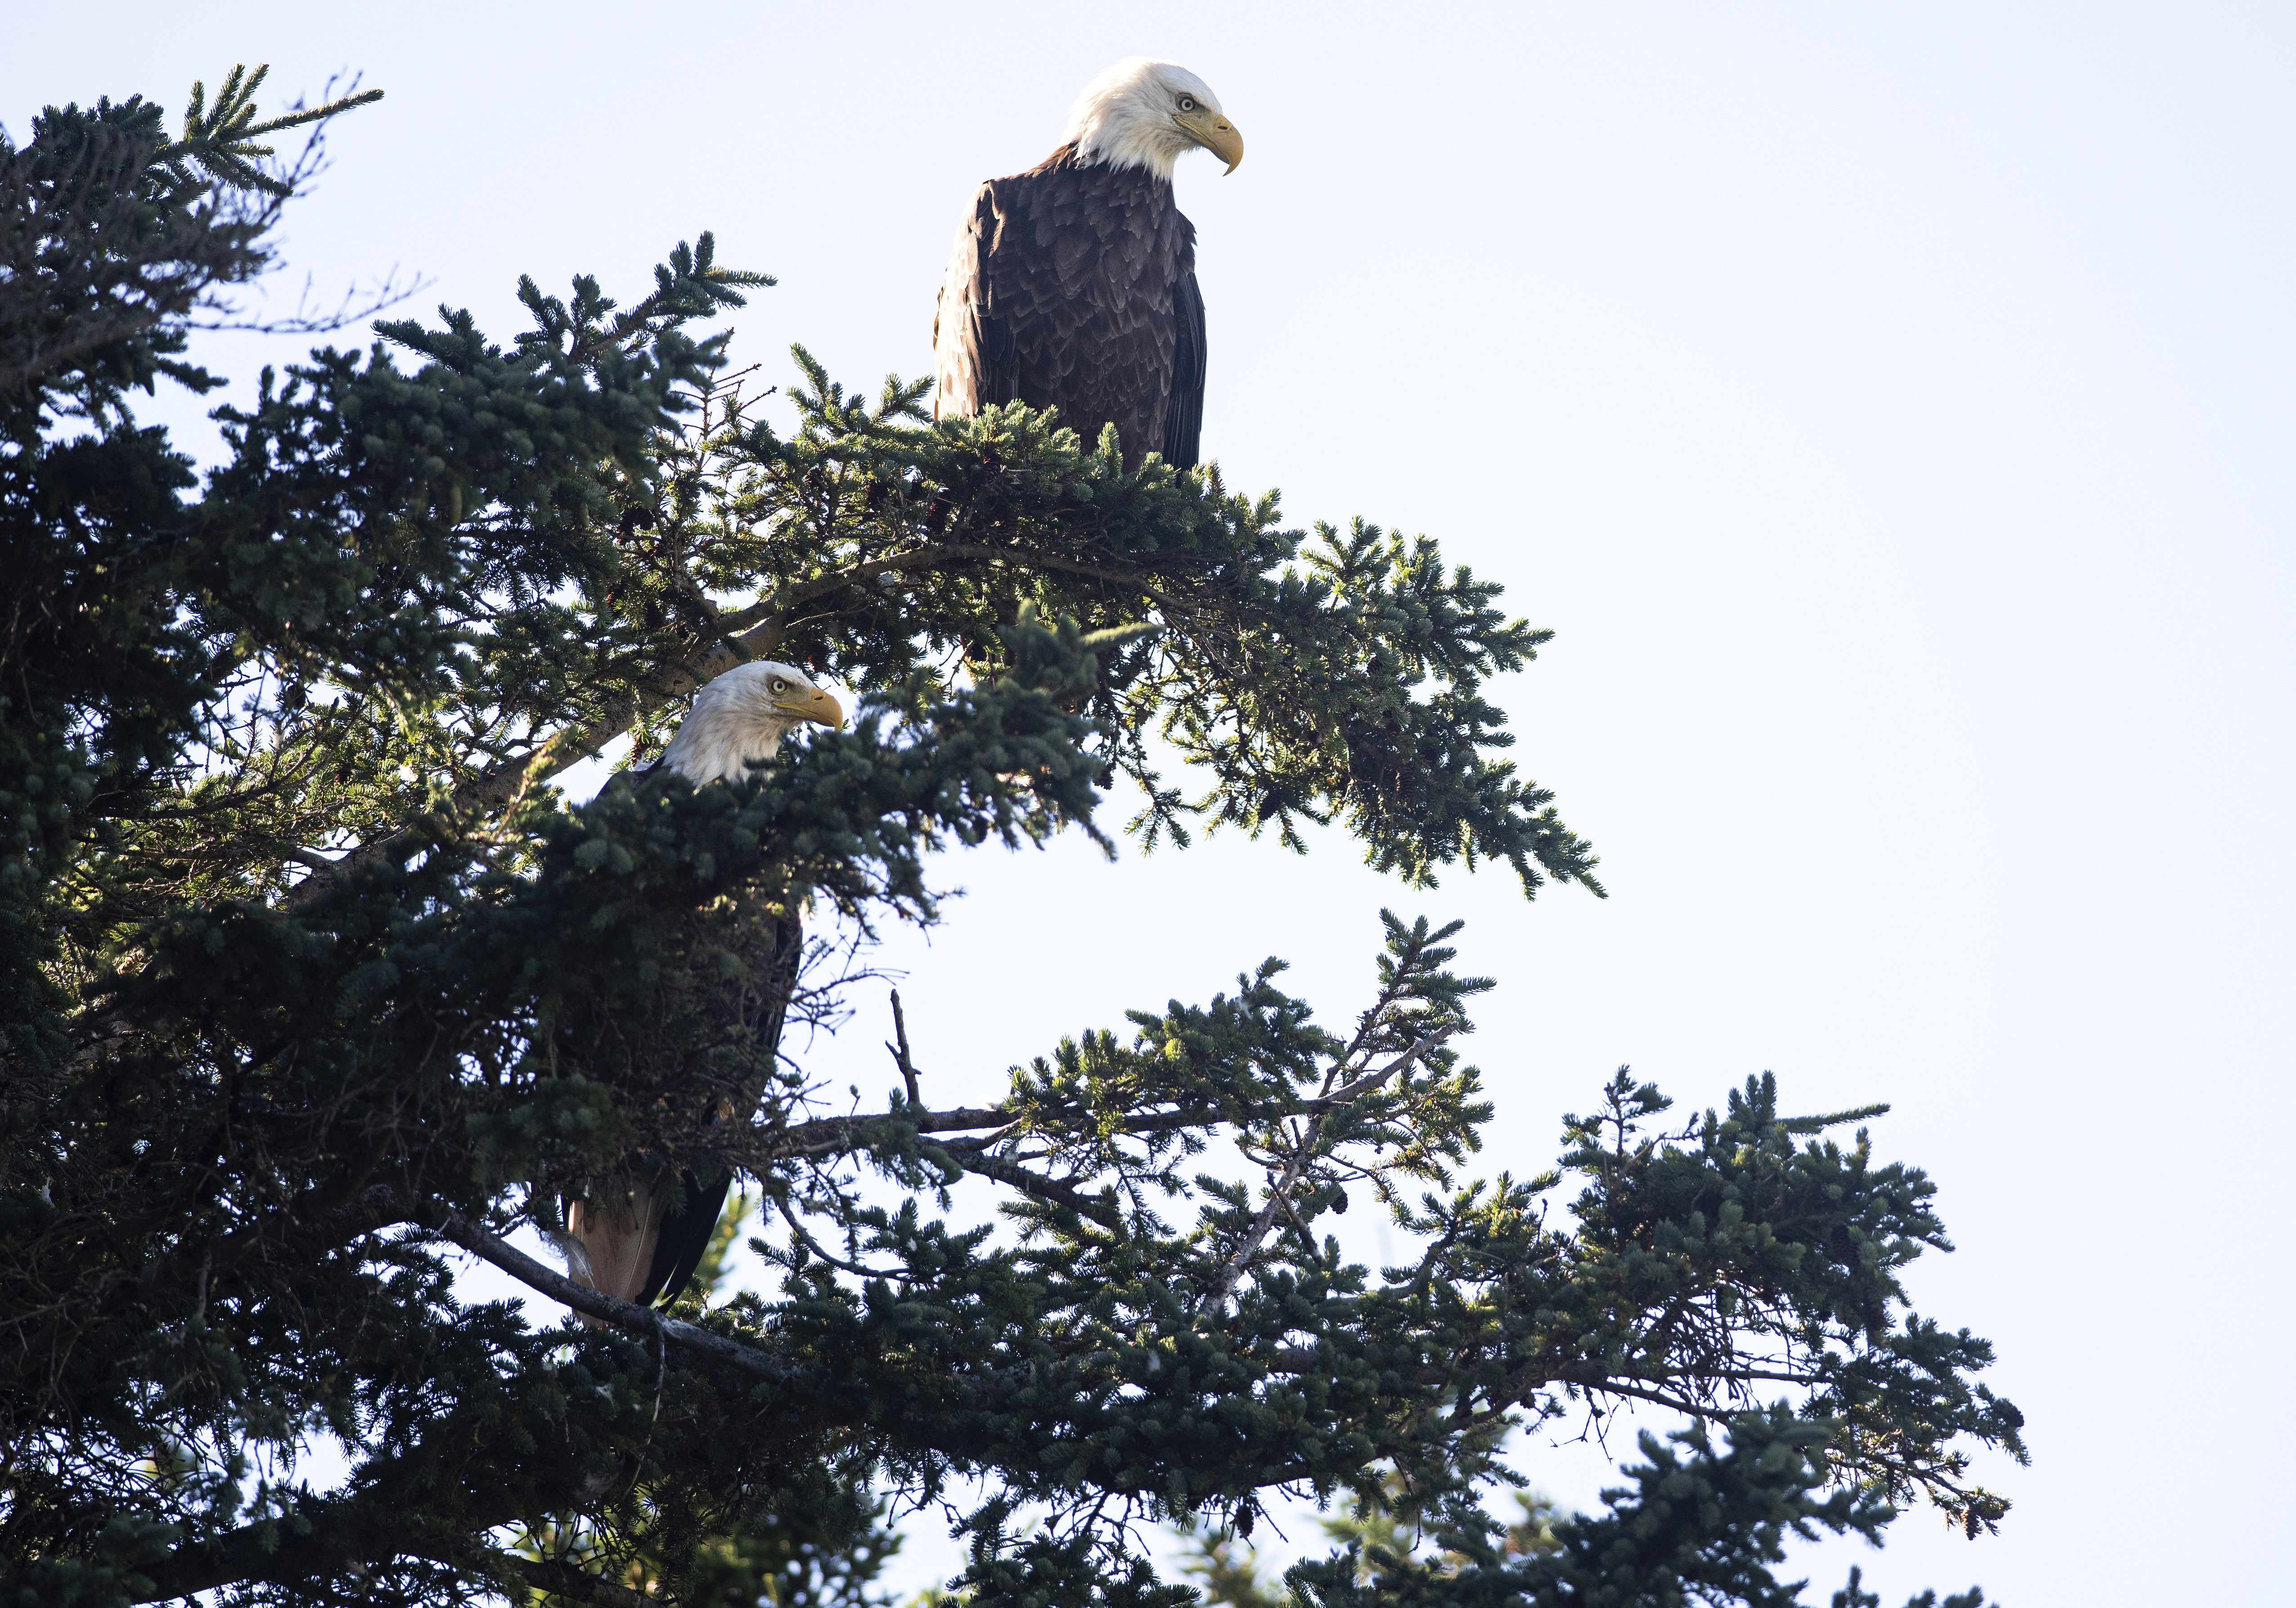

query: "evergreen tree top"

left=0, top=67, right=2013, bottom=1608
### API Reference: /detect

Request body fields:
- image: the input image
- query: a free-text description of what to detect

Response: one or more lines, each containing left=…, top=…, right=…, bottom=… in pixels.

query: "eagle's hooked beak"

left=1176, top=108, right=1244, bottom=174
left=778, top=686, right=845, bottom=728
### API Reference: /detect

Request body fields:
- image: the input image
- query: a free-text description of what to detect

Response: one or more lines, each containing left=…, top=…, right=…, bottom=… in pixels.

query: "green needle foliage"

left=0, top=66, right=2018, bottom=1608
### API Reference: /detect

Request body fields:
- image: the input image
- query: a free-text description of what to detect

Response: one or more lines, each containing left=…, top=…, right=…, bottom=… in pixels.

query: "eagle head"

left=656, top=661, right=844, bottom=785
left=1065, top=58, right=1244, bottom=180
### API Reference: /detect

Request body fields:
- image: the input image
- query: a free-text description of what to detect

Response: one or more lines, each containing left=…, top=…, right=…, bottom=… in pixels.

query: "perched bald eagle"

left=560, top=661, right=843, bottom=1320
left=932, top=57, right=1243, bottom=469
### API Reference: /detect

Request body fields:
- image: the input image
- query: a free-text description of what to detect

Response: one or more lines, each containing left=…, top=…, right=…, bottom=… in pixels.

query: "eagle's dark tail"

left=629, top=905, right=802, bottom=1311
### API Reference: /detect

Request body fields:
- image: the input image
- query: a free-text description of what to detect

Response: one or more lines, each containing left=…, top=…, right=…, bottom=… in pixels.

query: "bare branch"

left=887, top=987, right=920, bottom=1105
left=192, top=264, right=428, bottom=337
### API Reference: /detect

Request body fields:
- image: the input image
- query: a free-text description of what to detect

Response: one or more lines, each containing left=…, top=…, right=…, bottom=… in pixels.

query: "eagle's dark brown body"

left=562, top=900, right=801, bottom=1324
left=933, top=144, right=1206, bottom=468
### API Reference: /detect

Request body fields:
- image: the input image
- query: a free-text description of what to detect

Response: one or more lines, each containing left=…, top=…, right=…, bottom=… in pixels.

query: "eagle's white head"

left=656, top=661, right=844, bottom=786
left=1064, top=58, right=1245, bottom=181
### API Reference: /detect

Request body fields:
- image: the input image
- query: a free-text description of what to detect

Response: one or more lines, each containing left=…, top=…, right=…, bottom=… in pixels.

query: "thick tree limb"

left=764, top=1104, right=1012, bottom=1156
left=127, top=1203, right=795, bottom=1604
left=133, top=1494, right=517, bottom=1604
left=426, top=1206, right=808, bottom=1385
left=140, top=1503, right=685, bottom=1607
left=515, top=1556, right=661, bottom=1608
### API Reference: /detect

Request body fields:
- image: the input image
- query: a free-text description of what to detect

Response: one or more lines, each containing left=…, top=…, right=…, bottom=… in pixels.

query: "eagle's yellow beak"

left=1176, top=108, right=1244, bottom=174
left=777, top=687, right=844, bottom=728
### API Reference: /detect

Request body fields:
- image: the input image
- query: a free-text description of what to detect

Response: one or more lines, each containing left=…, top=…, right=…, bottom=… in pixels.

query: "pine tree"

left=0, top=67, right=2021, bottom=1608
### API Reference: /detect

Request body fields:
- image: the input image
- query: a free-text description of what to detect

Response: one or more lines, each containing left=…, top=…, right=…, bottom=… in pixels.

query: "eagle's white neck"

left=659, top=703, right=788, bottom=786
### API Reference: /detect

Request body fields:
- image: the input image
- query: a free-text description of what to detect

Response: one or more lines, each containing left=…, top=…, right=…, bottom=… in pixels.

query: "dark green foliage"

left=1172, top=1472, right=1560, bottom=1608
left=1286, top=1410, right=1985, bottom=1608
left=507, top=1201, right=909, bottom=1608
left=0, top=65, right=2009, bottom=1608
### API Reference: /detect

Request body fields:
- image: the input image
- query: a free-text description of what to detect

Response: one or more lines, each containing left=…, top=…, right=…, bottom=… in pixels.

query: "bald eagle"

left=932, top=57, right=1243, bottom=469
left=559, top=661, right=843, bottom=1320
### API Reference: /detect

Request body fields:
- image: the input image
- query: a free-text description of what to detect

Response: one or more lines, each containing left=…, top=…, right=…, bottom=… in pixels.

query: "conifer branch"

left=154, top=64, right=384, bottom=196
left=5, top=1185, right=414, bottom=1378
left=1200, top=1030, right=1451, bottom=1313
left=512, top=1557, right=660, bottom=1608
left=280, top=539, right=1189, bottom=904
left=953, top=1150, right=1121, bottom=1226
left=751, top=1053, right=1456, bottom=1164
left=428, top=1207, right=807, bottom=1385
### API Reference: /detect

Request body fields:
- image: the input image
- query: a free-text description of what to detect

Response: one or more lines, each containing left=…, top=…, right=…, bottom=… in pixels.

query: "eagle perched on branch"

left=558, top=661, right=842, bottom=1320
left=933, top=57, right=1244, bottom=469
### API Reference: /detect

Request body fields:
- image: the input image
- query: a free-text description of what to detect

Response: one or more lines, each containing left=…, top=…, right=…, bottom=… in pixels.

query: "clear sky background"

left=9, top=5, right=2293, bottom=1603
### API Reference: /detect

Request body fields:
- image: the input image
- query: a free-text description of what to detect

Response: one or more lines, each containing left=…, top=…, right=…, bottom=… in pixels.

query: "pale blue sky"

left=9, top=5, right=2292, bottom=1602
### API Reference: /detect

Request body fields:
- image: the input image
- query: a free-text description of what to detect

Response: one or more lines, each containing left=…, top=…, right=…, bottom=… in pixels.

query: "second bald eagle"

left=933, top=58, right=1243, bottom=469
left=560, top=662, right=843, bottom=1323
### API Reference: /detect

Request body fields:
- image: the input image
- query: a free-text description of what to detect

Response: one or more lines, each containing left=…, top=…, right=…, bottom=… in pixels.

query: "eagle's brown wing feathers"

left=564, top=907, right=800, bottom=1322
left=933, top=145, right=1203, bottom=468
left=1163, top=264, right=1205, bottom=469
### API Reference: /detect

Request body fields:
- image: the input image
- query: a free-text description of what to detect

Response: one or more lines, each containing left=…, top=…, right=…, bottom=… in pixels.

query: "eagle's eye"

left=769, top=677, right=791, bottom=694
left=1177, top=95, right=1199, bottom=112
